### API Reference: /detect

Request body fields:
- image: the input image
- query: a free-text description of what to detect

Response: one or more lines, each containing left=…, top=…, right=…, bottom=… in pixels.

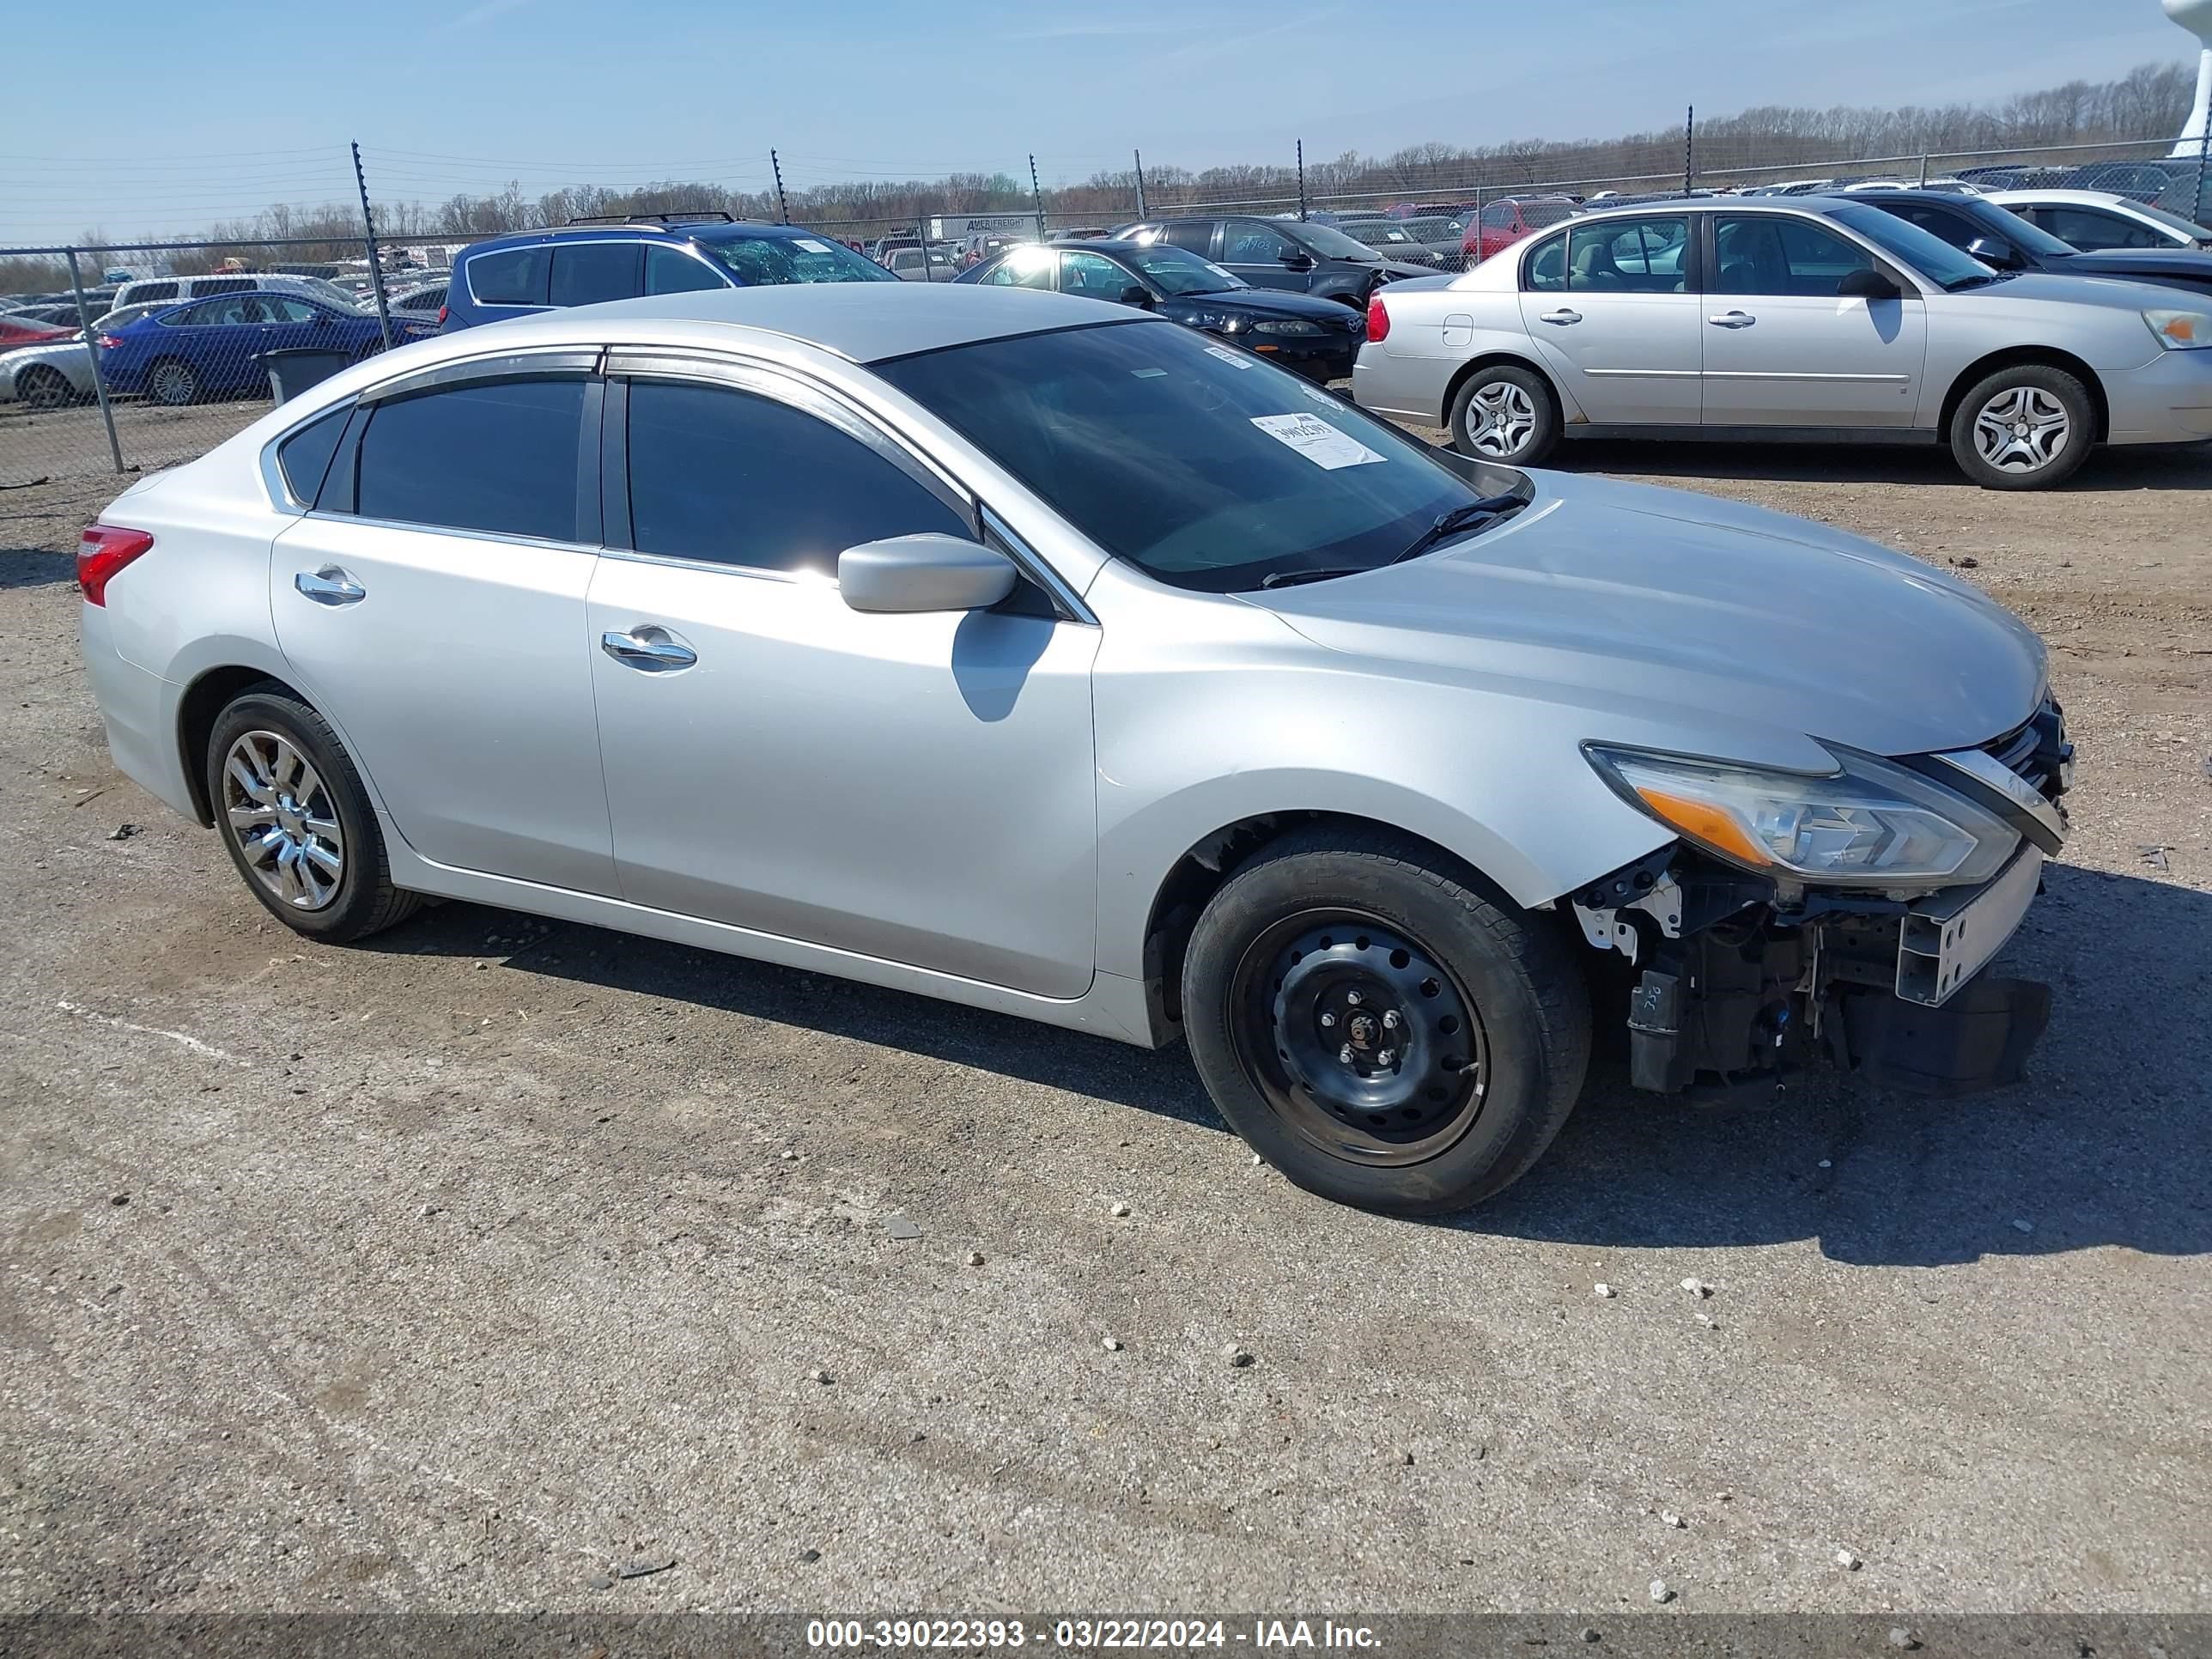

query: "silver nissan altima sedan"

left=76, top=284, right=2072, bottom=1215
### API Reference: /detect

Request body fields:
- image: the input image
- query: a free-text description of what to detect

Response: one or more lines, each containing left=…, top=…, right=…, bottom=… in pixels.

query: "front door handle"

left=294, top=566, right=365, bottom=605
left=600, top=627, right=697, bottom=672
left=1538, top=307, right=1582, bottom=325
left=1707, top=310, right=1756, bottom=328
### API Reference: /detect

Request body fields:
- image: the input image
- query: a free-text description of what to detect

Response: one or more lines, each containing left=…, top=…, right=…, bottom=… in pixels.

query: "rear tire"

left=147, top=357, right=200, bottom=407
left=17, top=366, right=73, bottom=410
left=205, top=684, right=421, bottom=944
left=1449, top=363, right=1559, bottom=465
left=1948, top=363, right=2094, bottom=490
left=1182, top=827, right=1591, bottom=1216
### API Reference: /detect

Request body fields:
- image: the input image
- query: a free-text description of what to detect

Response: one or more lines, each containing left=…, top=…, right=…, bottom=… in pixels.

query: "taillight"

left=1365, top=291, right=1391, bottom=343
left=435, top=304, right=448, bottom=325
left=77, top=525, right=154, bottom=606
left=96, top=334, right=122, bottom=349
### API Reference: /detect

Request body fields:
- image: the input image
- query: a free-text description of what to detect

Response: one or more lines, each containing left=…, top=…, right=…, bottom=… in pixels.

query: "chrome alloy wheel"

left=222, top=731, right=344, bottom=910
left=1464, top=380, right=1537, bottom=458
left=1233, top=912, right=1489, bottom=1166
left=1972, top=385, right=2071, bottom=474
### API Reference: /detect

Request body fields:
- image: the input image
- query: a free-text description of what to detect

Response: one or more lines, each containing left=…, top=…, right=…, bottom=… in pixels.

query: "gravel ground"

left=3, top=434, right=2209, bottom=1620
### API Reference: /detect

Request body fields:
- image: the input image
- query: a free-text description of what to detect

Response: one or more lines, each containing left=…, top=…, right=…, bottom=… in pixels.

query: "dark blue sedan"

left=99, top=291, right=428, bottom=406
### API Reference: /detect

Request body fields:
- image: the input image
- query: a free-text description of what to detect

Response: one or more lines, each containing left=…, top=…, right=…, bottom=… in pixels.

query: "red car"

left=1459, top=196, right=1578, bottom=264
left=0, top=314, right=73, bottom=350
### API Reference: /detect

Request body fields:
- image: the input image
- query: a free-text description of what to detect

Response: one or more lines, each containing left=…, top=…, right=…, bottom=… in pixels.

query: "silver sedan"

left=77, top=285, right=2069, bottom=1213
left=1352, top=195, right=2212, bottom=488
left=0, top=301, right=167, bottom=408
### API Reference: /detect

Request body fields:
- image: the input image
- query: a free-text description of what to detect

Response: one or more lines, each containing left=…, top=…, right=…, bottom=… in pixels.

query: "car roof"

left=459, top=219, right=807, bottom=256
left=1982, top=189, right=2131, bottom=207
left=405, top=282, right=1142, bottom=365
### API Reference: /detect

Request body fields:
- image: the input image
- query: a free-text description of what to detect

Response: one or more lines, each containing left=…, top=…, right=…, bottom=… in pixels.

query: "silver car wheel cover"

left=149, top=362, right=195, bottom=404
left=1467, top=380, right=1536, bottom=458
left=222, top=731, right=344, bottom=911
left=1972, top=386, right=2070, bottom=473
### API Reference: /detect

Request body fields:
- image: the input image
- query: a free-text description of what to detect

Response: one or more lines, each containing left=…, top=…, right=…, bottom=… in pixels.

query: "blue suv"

left=441, top=213, right=896, bottom=331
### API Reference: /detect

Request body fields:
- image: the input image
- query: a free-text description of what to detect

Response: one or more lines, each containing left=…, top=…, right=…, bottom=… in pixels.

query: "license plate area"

left=1896, top=847, right=2042, bottom=1007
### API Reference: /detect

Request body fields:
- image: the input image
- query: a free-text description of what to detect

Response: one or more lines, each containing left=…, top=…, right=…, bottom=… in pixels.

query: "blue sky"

left=2, top=0, right=2198, bottom=246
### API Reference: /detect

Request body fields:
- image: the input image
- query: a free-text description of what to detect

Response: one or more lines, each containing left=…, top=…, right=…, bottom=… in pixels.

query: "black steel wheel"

left=1183, top=826, right=1590, bottom=1216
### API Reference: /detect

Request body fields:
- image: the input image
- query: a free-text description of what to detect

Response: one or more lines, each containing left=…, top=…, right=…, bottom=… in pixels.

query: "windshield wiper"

left=1944, top=271, right=2011, bottom=291
left=1259, top=566, right=1369, bottom=589
left=1384, top=493, right=1526, bottom=568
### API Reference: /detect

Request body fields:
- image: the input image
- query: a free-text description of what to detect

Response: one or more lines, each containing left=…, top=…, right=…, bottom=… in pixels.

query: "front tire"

left=147, top=357, right=200, bottom=407
left=1182, top=828, right=1591, bottom=1216
left=1449, top=363, right=1558, bottom=465
left=17, top=366, right=73, bottom=410
left=1948, top=363, right=2094, bottom=489
left=205, top=685, right=421, bottom=943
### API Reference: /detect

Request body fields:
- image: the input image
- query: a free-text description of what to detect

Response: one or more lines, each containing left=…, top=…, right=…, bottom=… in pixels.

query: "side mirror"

left=1966, top=236, right=2023, bottom=270
left=838, top=533, right=1016, bottom=615
left=1837, top=268, right=1900, bottom=301
left=1118, top=284, right=1155, bottom=309
left=1279, top=250, right=1316, bottom=271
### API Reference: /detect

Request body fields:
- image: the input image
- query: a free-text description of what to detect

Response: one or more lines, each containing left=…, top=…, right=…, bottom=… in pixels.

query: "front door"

left=1701, top=214, right=1929, bottom=427
left=270, top=371, right=617, bottom=894
left=1516, top=216, right=1702, bottom=424
left=586, top=363, right=1101, bottom=997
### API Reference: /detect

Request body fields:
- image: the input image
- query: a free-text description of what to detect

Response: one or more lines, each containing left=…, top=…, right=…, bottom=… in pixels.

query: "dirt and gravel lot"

left=3, top=435, right=2209, bottom=1623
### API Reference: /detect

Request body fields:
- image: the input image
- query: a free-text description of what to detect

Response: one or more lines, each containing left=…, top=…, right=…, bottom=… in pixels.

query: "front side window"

left=1713, top=215, right=1876, bottom=295
left=467, top=245, right=552, bottom=307
left=696, top=233, right=897, bottom=286
left=353, top=376, right=586, bottom=541
left=875, top=319, right=1519, bottom=594
left=645, top=246, right=725, bottom=295
left=625, top=380, right=968, bottom=574
left=1480, top=204, right=1513, bottom=227
left=1223, top=222, right=1294, bottom=263
left=264, top=297, right=322, bottom=323
left=550, top=241, right=643, bottom=307
left=1290, top=222, right=1386, bottom=261
left=984, top=247, right=1054, bottom=289
left=1060, top=250, right=1137, bottom=301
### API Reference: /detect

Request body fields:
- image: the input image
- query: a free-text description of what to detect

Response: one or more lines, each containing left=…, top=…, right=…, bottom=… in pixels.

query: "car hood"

left=1955, top=268, right=2200, bottom=313
left=2048, top=248, right=2212, bottom=286
left=1369, top=258, right=1443, bottom=280
left=1249, top=474, right=2045, bottom=759
left=1167, top=287, right=1360, bottom=322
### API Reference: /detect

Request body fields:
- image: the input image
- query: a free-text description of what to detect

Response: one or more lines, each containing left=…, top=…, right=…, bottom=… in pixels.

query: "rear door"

left=1700, top=212, right=1927, bottom=428
left=1516, top=216, right=1702, bottom=424
left=550, top=240, right=645, bottom=307
left=270, top=356, right=616, bottom=894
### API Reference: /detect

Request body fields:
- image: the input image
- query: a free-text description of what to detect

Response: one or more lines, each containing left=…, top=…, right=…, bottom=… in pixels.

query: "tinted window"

left=1160, top=222, right=1215, bottom=254
left=131, top=281, right=179, bottom=302
left=355, top=377, right=584, bottom=540
left=876, top=319, right=1519, bottom=594
left=625, top=380, right=968, bottom=574
left=1885, top=203, right=1979, bottom=251
left=1713, top=215, right=1876, bottom=295
left=1223, top=222, right=1294, bottom=263
left=277, top=405, right=349, bottom=504
left=2034, top=205, right=2164, bottom=250
left=645, top=246, right=724, bottom=295
left=467, top=245, right=552, bottom=306
left=550, top=240, right=643, bottom=307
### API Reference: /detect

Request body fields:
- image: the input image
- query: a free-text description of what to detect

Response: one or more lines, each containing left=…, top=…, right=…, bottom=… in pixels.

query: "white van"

left=111, top=272, right=364, bottom=313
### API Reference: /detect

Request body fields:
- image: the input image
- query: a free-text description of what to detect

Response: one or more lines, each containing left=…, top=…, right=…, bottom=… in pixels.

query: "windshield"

left=1342, top=222, right=1415, bottom=245
left=1971, top=204, right=2078, bottom=258
left=697, top=232, right=896, bottom=285
left=875, top=320, right=1525, bottom=592
left=1826, top=201, right=1995, bottom=288
left=2127, top=200, right=2212, bottom=241
left=1122, top=244, right=1244, bottom=295
left=1292, top=221, right=1389, bottom=261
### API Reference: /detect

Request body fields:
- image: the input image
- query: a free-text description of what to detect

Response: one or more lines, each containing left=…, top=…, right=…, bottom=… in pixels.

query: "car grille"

left=1984, top=698, right=2072, bottom=803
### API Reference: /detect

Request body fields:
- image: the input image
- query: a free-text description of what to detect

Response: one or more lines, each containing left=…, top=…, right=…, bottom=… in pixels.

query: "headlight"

left=2142, top=308, right=2212, bottom=349
left=1253, top=319, right=1325, bottom=337
left=1583, top=743, right=2021, bottom=889
left=1198, top=313, right=1247, bottom=333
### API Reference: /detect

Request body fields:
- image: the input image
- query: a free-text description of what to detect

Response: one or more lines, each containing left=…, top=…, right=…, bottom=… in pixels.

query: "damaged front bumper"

left=1572, top=707, right=2070, bottom=1103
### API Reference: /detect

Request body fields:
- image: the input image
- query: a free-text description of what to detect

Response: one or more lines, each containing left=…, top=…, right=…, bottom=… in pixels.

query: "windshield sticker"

left=1203, top=343, right=1255, bottom=369
left=1249, top=411, right=1384, bottom=470
left=1131, top=367, right=1168, bottom=378
left=793, top=238, right=834, bottom=253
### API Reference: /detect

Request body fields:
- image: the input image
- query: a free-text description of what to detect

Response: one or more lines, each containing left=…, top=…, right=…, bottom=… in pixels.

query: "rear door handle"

left=600, top=627, right=697, bottom=671
left=294, top=566, right=365, bottom=605
left=1539, top=307, right=1582, bottom=325
left=1707, top=310, right=1756, bottom=328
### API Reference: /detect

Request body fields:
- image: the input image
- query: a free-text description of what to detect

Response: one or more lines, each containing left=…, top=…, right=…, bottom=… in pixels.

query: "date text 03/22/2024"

left=805, top=1619, right=1382, bottom=1650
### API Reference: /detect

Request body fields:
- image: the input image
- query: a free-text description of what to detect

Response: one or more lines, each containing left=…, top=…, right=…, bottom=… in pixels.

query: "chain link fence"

left=6, top=132, right=2208, bottom=490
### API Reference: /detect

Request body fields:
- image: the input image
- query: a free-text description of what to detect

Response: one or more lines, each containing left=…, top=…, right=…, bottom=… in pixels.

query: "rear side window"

left=1161, top=222, right=1215, bottom=254
left=645, top=246, right=724, bottom=295
left=550, top=241, right=642, bottom=307
left=625, top=380, right=968, bottom=574
left=276, top=405, right=349, bottom=505
left=354, top=377, right=586, bottom=541
left=130, top=281, right=179, bottom=303
left=467, top=246, right=552, bottom=307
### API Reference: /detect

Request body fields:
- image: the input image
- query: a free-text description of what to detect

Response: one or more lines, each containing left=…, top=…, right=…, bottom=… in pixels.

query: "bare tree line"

left=2, top=60, right=2196, bottom=293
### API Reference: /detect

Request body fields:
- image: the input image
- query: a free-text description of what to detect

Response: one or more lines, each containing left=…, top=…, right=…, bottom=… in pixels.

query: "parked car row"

left=1352, top=192, right=2212, bottom=489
